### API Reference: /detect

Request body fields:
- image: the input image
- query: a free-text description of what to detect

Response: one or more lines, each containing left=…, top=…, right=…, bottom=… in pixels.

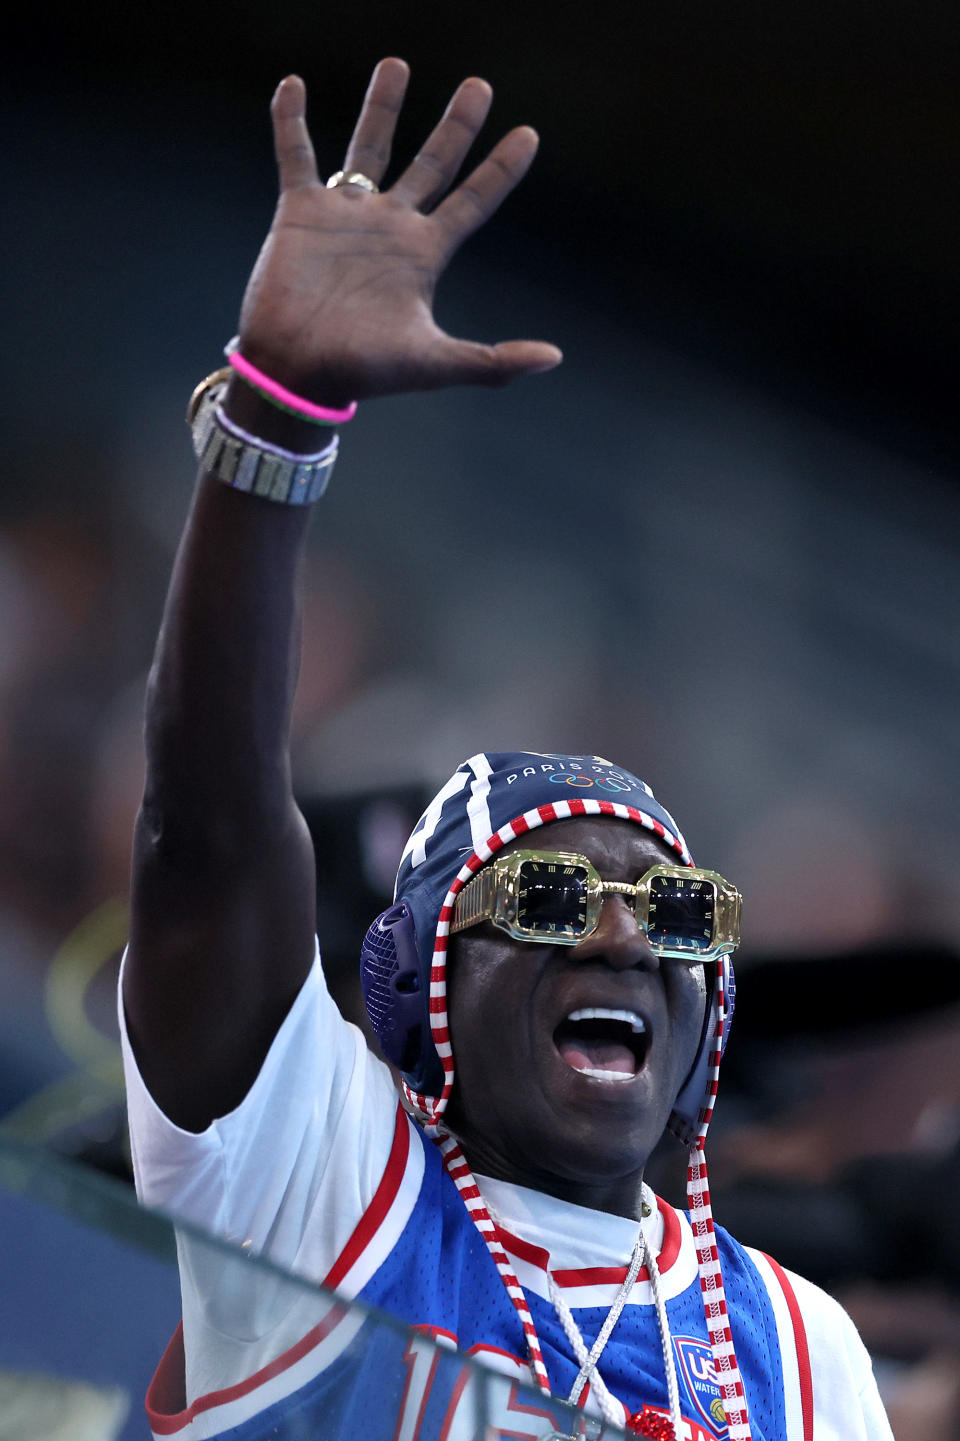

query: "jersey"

left=119, top=950, right=893, bottom=1441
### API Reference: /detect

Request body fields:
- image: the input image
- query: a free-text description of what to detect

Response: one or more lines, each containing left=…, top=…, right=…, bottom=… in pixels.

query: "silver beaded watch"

left=187, top=370, right=338, bottom=506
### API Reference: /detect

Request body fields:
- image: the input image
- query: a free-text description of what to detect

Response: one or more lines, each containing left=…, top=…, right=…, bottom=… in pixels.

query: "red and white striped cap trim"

left=402, top=797, right=752, bottom=1435
left=402, top=797, right=689, bottom=1130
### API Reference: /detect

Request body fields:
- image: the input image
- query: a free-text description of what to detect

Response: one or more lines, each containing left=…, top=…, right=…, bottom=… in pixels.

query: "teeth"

left=566, top=1007, right=646, bottom=1033
left=572, top=1066, right=633, bottom=1083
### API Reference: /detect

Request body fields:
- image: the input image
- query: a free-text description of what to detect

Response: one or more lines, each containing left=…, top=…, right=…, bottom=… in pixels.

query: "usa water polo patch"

left=674, top=1335, right=729, bottom=1436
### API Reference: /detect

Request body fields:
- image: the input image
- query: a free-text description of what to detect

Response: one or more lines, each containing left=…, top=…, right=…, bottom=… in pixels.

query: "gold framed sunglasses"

left=450, top=849, right=741, bottom=962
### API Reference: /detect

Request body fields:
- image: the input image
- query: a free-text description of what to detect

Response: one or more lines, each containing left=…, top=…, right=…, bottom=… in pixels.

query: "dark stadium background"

left=1, top=4, right=959, bottom=1436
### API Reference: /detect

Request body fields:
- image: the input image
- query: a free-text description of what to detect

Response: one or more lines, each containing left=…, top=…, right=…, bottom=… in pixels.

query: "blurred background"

left=1, top=2, right=959, bottom=1436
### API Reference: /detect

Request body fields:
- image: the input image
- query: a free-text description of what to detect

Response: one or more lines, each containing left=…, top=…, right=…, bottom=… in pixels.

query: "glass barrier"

left=0, top=1137, right=623, bottom=1441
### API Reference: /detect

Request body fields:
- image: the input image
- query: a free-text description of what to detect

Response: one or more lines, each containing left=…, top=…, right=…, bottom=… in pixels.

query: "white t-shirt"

left=120, top=948, right=893, bottom=1441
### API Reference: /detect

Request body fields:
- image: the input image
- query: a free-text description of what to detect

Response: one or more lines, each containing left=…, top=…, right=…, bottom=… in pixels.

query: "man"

left=120, top=60, right=892, bottom=1440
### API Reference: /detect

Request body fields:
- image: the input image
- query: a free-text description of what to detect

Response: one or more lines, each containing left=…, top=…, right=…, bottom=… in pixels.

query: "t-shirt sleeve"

left=790, top=1269, right=894, bottom=1441
left=118, top=940, right=401, bottom=1280
left=748, top=1248, right=894, bottom=1441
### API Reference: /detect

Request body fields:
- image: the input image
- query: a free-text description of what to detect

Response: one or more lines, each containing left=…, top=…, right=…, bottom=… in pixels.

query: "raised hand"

left=235, top=59, right=562, bottom=408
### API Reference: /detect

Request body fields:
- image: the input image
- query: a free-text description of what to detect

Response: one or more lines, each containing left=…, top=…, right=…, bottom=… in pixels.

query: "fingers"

left=341, top=57, right=410, bottom=187
left=432, top=125, right=540, bottom=252
left=271, top=76, right=319, bottom=191
left=391, top=77, right=493, bottom=210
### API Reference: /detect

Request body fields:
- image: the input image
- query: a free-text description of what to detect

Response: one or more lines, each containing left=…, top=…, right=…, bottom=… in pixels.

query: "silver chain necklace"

left=546, top=1185, right=683, bottom=1437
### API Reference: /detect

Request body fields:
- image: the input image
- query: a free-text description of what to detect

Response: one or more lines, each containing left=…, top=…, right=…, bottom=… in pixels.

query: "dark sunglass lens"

left=517, top=861, right=589, bottom=936
left=646, top=874, right=715, bottom=954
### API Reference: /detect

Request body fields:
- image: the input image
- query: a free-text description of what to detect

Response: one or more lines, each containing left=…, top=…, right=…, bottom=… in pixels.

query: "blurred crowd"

left=2, top=103, right=960, bottom=1436
left=1, top=459, right=959, bottom=1439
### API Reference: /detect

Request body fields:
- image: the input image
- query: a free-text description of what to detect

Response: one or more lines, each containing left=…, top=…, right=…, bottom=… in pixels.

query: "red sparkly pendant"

left=626, top=1406, right=676, bottom=1440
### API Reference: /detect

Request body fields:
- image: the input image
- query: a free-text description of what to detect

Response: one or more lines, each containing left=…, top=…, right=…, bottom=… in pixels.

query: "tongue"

left=558, top=1037, right=636, bottom=1075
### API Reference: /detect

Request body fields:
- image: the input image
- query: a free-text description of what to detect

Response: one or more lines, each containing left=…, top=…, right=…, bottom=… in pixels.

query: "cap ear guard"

left=667, top=954, right=736, bottom=1146
left=360, top=901, right=445, bottom=1096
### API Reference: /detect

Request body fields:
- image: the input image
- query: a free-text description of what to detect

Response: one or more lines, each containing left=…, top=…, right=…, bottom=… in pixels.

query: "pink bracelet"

left=225, top=340, right=358, bottom=425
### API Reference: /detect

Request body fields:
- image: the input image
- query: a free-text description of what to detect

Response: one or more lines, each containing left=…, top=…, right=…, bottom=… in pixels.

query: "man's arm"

left=123, top=60, right=560, bottom=1132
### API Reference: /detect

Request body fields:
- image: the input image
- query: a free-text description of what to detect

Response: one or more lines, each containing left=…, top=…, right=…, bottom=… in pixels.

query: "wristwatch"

left=187, top=370, right=338, bottom=506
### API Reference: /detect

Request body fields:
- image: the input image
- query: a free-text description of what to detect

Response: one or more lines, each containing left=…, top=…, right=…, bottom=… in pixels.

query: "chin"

left=534, top=1121, right=661, bottom=1186
left=532, top=1061, right=678, bottom=1178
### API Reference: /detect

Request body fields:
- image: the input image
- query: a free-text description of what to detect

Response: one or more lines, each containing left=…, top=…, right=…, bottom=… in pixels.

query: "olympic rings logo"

left=547, top=772, right=633, bottom=793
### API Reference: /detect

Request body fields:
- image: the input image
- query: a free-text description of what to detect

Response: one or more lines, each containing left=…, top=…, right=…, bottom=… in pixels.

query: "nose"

left=573, top=894, right=660, bottom=971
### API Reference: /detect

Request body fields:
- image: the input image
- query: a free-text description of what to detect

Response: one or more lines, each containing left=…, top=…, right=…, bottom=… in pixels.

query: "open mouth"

left=553, top=1007, right=649, bottom=1083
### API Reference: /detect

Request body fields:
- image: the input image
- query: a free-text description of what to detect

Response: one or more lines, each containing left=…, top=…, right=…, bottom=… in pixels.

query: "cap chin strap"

left=685, top=969, right=753, bottom=1441
left=436, top=1132, right=552, bottom=1393
left=402, top=803, right=753, bottom=1440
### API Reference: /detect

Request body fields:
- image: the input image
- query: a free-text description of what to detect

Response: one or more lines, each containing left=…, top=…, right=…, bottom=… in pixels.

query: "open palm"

left=237, top=60, right=562, bottom=407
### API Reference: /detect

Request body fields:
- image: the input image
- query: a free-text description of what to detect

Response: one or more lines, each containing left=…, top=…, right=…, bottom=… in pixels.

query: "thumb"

left=432, top=336, right=563, bottom=389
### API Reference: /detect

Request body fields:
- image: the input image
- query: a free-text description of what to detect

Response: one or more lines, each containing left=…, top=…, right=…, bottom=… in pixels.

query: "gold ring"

left=326, top=170, right=380, bottom=194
